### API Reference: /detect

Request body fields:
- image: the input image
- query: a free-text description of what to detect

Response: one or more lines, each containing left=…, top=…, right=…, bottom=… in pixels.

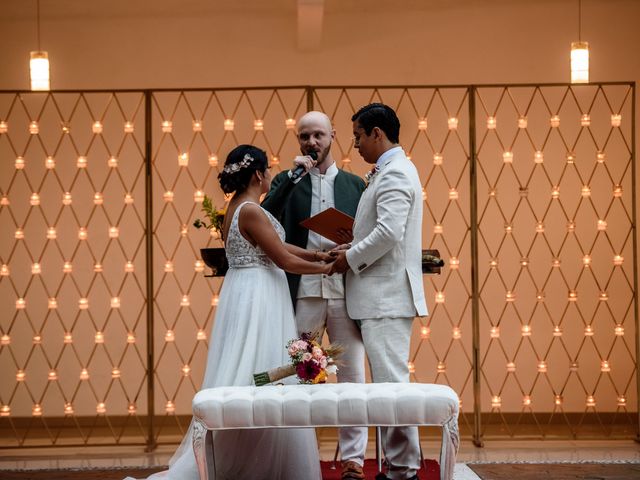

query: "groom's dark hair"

left=351, top=103, right=400, bottom=143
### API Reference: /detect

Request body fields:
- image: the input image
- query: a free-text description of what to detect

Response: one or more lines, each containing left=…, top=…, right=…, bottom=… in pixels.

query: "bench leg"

left=375, top=426, right=383, bottom=473
left=439, top=418, right=459, bottom=480
left=192, top=421, right=216, bottom=480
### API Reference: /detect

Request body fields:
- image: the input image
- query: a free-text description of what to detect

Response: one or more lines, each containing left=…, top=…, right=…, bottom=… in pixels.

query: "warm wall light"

left=208, top=154, right=218, bottom=167
left=570, top=0, right=589, bottom=83
left=447, top=117, right=458, bottom=130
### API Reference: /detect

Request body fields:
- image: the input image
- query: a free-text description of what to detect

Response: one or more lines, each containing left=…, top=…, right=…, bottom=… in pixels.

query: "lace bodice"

left=225, top=201, right=285, bottom=268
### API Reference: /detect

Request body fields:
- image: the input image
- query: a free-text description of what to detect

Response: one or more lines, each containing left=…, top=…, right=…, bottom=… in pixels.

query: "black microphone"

left=291, top=151, right=317, bottom=181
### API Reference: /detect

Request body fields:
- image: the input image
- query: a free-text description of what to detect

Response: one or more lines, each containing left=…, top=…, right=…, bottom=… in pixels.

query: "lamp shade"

left=30, top=51, right=50, bottom=90
left=570, top=41, right=589, bottom=83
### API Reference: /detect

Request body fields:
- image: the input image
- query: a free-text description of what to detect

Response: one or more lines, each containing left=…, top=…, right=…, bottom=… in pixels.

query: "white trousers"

left=361, top=317, right=420, bottom=480
left=295, top=297, right=368, bottom=466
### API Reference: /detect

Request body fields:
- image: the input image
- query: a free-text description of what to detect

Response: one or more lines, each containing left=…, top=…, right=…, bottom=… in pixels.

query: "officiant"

left=262, top=111, right=368, bottom=480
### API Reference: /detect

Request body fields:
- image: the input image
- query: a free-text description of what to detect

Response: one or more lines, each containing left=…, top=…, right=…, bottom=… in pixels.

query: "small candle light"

left=452, top=327, right=462, bottom=339
left=581, top=185, right=591, bottom=197
left=48, top=298, right=57, bottom=309
left=29, top=121, right=39, bottom=134
left=64, top=332, right=73, bottom=344
left=63, top=261, right=72, bottom=273
left=0, top=196, right=8, bottom=206
left=523, top=395, right=532, bottom=406
left=408, top=361, right=416, bottom=373
left=45, top=156, right=55, bottom=169
left=520, top=257, right=529, bottom=267
left=125, top=261, right=135, bottom=273
left=193, top=260, right=205, bottom=273
left=491, top=395, right=501, bottom=408
left=584, top=325, right=594, bottom=336
left=433, top=223, right=443, bottom=234
left=80, top=368, right=89, bottom=380
left=597, top=151, right=606, bottom=163
left=165, top=330, right=175, bottom=342
left=615, top=324, right=625, bottom=336
left=162, top=191, right=175, bottom=203
left=437, top=362, right=446, bottom=373
left=124, top=193, right=134, bottom=205
left=521, top=325, right=532, bottom=336
left=550, top=115, right=560, bottom=128
left=164, top=261, right=174, bottom=273
left=77, top=156, right=87, bottom=168
left=600, top=360, right=611, bottom=372
left=109, top=226, right=119, bottom=238
left=599, top=291, right=609, bottom=301
left=583, top=254, right=591, bottom=267
left=449, top=257, right=459, bottom=270
left=435, top=291, right=445, bottom=304
left=96, top=402, right=106, bottom=414
left=505, top=223, right=513, bottom=234
left=567, top=221, right=576, bottom=232
left=208, top=154, right=218, bottom=167
left=253, top=119, right=264, bottom=131
left=420, top=326, right=430, bottom=339
left=417, top=118, right=427, bottom=131
left=94, top=192, right=104, bottom=205
left=570, top=361, right=579, bottom=372
left=285, top=118, right=296, bottom=129
left=128, top=403, right=137, bottom=414
left=271, top=156, right=281, bottom=166
left=92, top=121, right=103, bottom=134
left=537, top=360, right=547, bottom=373
left=568, top=290, right=578, bottom=302
left=613, top=255, right=624, bottom=266
left=79, top=298, right=89, bottom=310
left=77, top=227, right=88, bottom=240
left=197, top=329, right=207, bottom=341
left=124, top=121, right=134, bottom=133
left=16, top=370, right=26, bottom=381
left=448, top=188, right=458, bottom=200
left=580, top=114, right=591, bottom=127
left=613, top=185, right=623, bottom=198
left=552, top=258, right=561, bottom=268
left=30, top=193, right=40, bottom=206
left=223, top=119, right=234, bottom=131
left=61, top=192, right=73, bottom=205
left=555, top=395, right=563, bottom=406
left=518, top=116, right=528, bottom=128
left=487, top=116, right=497, bottom=129
left=178, top=153, right=189, bottom=167
left=180, top=225, right=188, bottom=237
left=534, top=151, right=544, bottom=164
left=110, top=297, right=121, bottom=308
left=617, top=395, right=627, bottom=407
left=566, top=152, right=575, bottom=164
left=127, top=332, right=136, bottom=344
left=422, top=188, right=427, bottom=202
left=490, top=326, right=500, bottom=338
left=505, top=291, right=516, bottom=302
left=597, top=219, right=607, bottom=231
left=0, top=405, right=10, bottom=417
left=611, top=114, right=622, bottom=127
left=488, top=188, right=497, bottom=197
left=182, top=364, right=192, bottom=376
left=33, top=334, right=41, bottom=344
left=553, top=326, right=563, bottom=337
left=64, top=403, right=74, bottom=415
left=0, top=121, right=7, bottom=133
left=551, top=186, right=560, bottom=199
left=31, top=263, right=41, bottom=274
left=46, top=227, right=56, bottom=239
left=94, top=263, right=103, bottom=273
left=489, top=258, right=498, bottom=269
left=448, top=117, right=459, bottom=130
left=95, top=331, right=104, bottom=343
left=48, top=369, right=58, bottom=381
left=1, top=335, right=9, bottom=345
left=535, top=222, right=545, bottom=233
left=32, top=404, right=43, bottom=416
left=586, top=395, right=596, bottom=407
left=502, top=151, right=513, bottom=163
left=194, top=190, right=205, bottom=202
left=108, top=156, right=118, bottom=168
left=0, top=265, right=9, bottom=276
left=15, top=156, right=25, bottom=169
left=192, top=120, right=203, bottom=132
left=161, top=120, right=173, bottom=133
left=16, top=298, right=26, bottom=309
left=433, top=153, right=443, bottom=165
left=165, top=400, right=176, bottom=414
left=111, top=367, right=121, bottom=379
left=519, top=187, right=528, bottom=198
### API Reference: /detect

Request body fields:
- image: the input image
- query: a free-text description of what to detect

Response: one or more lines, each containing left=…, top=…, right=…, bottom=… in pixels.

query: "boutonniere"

left=364, top=165, right=380, bottom=187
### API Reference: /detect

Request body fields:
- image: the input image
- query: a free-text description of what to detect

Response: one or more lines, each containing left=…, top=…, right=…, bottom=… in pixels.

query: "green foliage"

left=193, top=195, right=224, bottom=234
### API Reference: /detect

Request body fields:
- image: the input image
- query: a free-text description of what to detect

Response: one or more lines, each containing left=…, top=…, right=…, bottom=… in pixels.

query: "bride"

left=129, top=145, right=330, bottom=479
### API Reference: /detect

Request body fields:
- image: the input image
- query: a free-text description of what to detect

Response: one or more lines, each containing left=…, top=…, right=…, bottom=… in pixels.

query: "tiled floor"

left=0, top=438, right=638, bottom=479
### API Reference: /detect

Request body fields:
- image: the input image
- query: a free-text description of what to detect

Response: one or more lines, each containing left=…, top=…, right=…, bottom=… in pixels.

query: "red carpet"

left=321, top=459, right=440, bottom=479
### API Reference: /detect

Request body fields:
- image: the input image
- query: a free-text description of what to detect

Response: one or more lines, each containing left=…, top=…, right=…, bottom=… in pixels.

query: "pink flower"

left=289, top=340, right=308, bottom=355
left=312, top=346, right=323, bottom=360
left=320, top=357, right=328, bottom=369
left=302, top=352, right=312, bottom=362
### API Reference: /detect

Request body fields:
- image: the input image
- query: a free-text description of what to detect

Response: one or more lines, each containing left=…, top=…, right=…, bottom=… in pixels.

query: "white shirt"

left=297, top=163, right=344, bottom=299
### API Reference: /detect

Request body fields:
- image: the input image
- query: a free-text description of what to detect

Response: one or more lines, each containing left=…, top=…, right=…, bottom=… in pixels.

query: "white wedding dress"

left=127, top=201, right=321, bottom=480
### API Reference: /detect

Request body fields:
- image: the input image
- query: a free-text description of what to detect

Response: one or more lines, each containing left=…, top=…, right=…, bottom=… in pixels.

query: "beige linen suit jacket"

left=345, top=148, right=428, bottom=320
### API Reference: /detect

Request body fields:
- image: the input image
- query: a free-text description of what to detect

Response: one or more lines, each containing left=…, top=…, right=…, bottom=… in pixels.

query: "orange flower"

left=312, top=370, right=327, bottom=384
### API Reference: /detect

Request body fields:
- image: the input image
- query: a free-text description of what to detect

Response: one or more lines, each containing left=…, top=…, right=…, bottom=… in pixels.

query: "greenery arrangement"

left=193, top=195, right=225, bottom=235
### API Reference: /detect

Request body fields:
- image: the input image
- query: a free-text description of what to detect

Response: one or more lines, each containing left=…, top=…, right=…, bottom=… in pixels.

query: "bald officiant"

left=262, top=111, right=368, bottom=480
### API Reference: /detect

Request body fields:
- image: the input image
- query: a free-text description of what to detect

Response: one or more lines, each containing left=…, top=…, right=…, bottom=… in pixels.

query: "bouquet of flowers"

left=253, top=332, right=342, bottom=386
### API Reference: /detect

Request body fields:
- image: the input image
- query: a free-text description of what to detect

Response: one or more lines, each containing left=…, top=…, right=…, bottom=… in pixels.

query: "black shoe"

left=374, top=474, right=419, bottom=480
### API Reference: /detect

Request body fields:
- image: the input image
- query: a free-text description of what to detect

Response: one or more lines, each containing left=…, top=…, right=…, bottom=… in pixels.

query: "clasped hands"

left=314, top=241, right=351, bottom=275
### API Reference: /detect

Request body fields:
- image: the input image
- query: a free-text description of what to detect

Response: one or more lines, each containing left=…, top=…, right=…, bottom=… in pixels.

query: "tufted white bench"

left=192, top=382, right=459, bottom=480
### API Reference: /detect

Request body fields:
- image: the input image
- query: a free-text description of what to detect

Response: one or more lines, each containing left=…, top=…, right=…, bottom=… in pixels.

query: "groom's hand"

left=328, top=250, right=350, bottom=275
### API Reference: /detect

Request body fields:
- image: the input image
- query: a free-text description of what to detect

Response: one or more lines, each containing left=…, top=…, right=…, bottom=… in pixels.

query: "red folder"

left=299, top=207, right=354, bottom=244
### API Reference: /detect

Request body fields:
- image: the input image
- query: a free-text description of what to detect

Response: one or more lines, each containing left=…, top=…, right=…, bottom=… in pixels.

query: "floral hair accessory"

left=222, top=153, right=254, bottom=174
left=253, top=331, right=343, bottom=386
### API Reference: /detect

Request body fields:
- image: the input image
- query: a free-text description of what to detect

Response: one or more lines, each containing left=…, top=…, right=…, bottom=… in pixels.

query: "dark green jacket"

left=262, top=169, right=366, bottom=306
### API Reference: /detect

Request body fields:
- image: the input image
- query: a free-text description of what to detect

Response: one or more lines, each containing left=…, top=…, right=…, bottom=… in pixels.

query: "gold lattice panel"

left=475, top=84, right=637, bottom=438
left=0, top=92, right=149, bottom=446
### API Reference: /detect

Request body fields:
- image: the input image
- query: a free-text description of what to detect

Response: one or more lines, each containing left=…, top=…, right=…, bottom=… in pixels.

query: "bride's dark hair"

left=218, top=145, right=268, bottom=195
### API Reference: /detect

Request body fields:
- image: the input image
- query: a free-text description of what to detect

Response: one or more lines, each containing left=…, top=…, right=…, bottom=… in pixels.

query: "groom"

left=330, top=103, right=428, bottom=480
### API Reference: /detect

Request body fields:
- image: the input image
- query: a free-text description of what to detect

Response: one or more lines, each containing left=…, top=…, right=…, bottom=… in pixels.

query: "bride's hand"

left=316, top=251, right=335, bottom=263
